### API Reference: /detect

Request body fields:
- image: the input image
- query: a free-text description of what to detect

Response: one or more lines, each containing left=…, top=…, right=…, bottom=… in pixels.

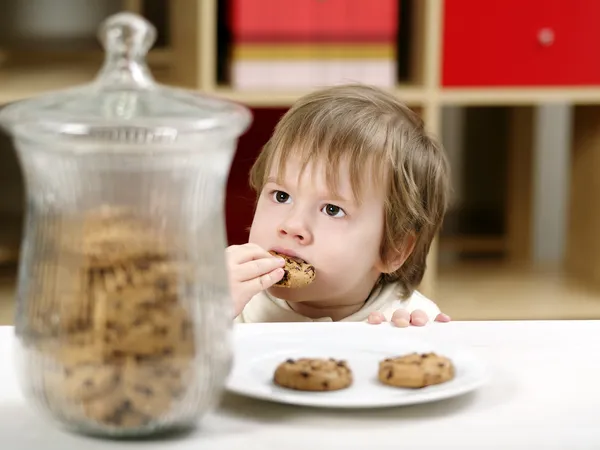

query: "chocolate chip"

left=286, top=359, right=295, bottom=364
left=337, top=360, right=346, bottom=367
left=387, top=370, right=393, bottom=379
left=171, top=387, right=184, bottom=398
left=106, top=413, right=121, bottom=426
left=181, top=320, right=193, bottom=337
left=300, top=371, right=310, bottom=378
left=136, top=299, right=154, bottom=309
left=438, top=362, right=445, bottom=368
left=73, top=319, right=89, bottom=331
left=153, top=367, right=167, bottom=377
left=135, top=259, right=151, bottom=271
left=154, top=326, right=168, bottom=336
left=134, top=385, right=154, bottom=396
left=322, top=381, right=329, bottom=389
left=155, top=278, right=169, bottom=291
left=111, top=350, right=126, bottom=359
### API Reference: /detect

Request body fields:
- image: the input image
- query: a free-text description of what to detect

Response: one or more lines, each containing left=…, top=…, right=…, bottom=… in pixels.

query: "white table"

left=1, top=321, right=599, bottom=449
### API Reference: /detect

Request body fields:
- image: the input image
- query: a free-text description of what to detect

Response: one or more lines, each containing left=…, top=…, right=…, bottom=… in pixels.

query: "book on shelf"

left=228, top=0, right=399, bottom=90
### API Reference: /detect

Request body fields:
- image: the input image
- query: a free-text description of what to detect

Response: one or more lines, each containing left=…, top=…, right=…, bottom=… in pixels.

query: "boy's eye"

left=272, top=190, right=291, bottom=204
left=322, top=204, right=346, bottom=218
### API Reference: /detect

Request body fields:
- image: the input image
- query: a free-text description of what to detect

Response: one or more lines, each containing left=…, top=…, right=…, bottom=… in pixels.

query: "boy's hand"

left=226, top=243, right=286, bottom=317
left=367, top=309, right=451, bottom=327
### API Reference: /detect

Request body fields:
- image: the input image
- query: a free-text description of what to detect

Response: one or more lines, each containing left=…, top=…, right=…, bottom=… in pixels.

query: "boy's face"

left=248, top=154, right=387, bottom=305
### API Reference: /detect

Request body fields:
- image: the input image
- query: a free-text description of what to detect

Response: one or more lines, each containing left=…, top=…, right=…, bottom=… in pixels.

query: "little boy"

left=227, top=84, right=451, bottom=327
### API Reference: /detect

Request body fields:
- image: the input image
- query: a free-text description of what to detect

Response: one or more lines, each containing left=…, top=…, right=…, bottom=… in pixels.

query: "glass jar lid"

left=0, top=12, right=252, bottom=146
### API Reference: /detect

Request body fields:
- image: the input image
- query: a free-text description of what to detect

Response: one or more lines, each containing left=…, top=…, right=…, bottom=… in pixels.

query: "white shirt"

left=235, top=281, right=441, bottom=323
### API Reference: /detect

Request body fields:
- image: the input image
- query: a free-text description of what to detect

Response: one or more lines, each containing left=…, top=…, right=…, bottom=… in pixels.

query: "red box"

left=230, top=0, right=398, bottom=43
left=442, top=0, right=600, bottom=86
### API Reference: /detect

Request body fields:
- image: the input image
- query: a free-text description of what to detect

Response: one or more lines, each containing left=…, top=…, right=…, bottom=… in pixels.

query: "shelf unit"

left=1, top=0, right=600, bottom=297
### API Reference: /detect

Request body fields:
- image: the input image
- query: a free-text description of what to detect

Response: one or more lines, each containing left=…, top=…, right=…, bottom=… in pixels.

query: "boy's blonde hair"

left=249, top=84, right=450, bottom=297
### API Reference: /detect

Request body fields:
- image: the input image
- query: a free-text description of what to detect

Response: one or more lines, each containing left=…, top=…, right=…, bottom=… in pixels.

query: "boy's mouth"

left=270, top=247, right=308, bottom=263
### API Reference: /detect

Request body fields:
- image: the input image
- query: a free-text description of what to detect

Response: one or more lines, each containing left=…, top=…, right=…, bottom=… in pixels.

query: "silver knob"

left=538, top=28, right=555, bottom=47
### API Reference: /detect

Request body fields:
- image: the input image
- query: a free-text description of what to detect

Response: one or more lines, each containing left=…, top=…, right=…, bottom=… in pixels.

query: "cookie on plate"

left=378, top=352, right=454, bottom=388
left=273, top=358, right=352, bottom=391
left=269, top=251, right=316, bottom=288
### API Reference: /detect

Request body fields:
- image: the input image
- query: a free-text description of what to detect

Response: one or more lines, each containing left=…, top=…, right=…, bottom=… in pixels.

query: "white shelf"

left=6, top=64, right=600, bottom=109
left=0, top=63, right=171, bottom=104
left=212, top=86, right=428, bottom=107
left=0, top=63, right=427, bottom=107
left=0, top=66, right=96, bottom=103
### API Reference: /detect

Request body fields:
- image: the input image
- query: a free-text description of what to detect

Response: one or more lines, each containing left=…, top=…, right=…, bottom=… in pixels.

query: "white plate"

left=226, top=322, right=489, bottom=409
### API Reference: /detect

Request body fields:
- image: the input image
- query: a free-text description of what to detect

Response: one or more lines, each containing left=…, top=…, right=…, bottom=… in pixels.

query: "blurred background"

left=1, top=0, right=600, bottom=323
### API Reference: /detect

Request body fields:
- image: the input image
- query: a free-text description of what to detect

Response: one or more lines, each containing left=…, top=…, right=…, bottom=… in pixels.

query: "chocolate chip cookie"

left=378, top=353, right=455, bottom=388
left=273, top=358, right=352, bottom=391
left=269, top=251, right=316, bottom=288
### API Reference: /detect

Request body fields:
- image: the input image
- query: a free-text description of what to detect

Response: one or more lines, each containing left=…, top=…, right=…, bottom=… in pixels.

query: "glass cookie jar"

left=0, top=12, right=251, bottom=437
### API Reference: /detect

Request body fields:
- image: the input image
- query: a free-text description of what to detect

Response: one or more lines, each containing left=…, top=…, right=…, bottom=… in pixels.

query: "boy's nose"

left=278, top=219, right=312, bottom=245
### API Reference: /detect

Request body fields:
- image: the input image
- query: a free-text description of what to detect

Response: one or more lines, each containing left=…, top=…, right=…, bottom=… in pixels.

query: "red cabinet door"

left=230, top=0, right=398, bottom=43
left=442, top=0, right=600, bottom=86
left=548, top=0, right=600, bottom=85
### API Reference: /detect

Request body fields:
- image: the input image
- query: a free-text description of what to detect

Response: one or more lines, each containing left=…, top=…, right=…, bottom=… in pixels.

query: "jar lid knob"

left=94, top=12, right=156, bottom=87
left=99, top=12, right=156, bottom=57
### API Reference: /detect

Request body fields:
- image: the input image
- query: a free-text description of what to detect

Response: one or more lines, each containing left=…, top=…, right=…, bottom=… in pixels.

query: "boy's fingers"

left=409, top=310, right=429, bottom=327
left=367, top=311, right=385, bottom=324
left=435, top=313, right=451, bottom=322
left=247, top=268, right=285, bottom=296
left=391, top=309, right=411, bottom=328
left=234, top=257, right=285, bottom=282
left=226, top=243, right=274, bottom=265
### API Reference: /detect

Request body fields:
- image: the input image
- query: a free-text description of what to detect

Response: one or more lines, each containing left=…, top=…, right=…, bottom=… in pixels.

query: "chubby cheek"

left=312, top=226, right=380, bottom=286
left=248, top=196, right=275, bottom=246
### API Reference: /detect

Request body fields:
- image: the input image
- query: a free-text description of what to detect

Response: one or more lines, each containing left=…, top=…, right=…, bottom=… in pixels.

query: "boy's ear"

left=378, top=233, right=417, bottom=274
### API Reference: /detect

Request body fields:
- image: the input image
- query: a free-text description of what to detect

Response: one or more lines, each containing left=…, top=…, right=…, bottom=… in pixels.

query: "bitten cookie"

left=269, top=251, right=316, bottom=288
left=273, top=358, right=352, bottom=391
left=378, top=353, right=455, bottom=388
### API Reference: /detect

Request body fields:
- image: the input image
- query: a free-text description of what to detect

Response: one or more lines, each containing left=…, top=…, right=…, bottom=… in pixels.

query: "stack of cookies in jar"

left=21, top=206, right=198, bottom=431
